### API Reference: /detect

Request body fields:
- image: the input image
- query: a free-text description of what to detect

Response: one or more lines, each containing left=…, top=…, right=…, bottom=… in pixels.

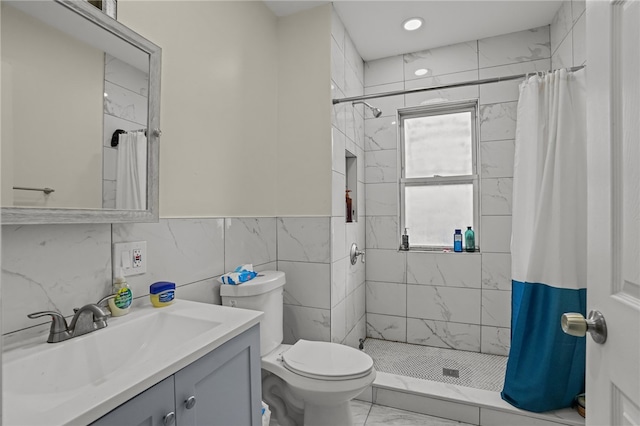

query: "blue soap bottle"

left=454, top=229, right=463, bottom=252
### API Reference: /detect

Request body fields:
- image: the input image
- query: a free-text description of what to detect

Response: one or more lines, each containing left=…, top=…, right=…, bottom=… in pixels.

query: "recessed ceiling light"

left=403, top=17, right=423, bottom=31
left=414, top=68, right=430, bottom=77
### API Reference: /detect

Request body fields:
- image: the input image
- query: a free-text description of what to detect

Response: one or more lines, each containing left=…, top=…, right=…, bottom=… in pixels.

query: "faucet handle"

left=96, top=294, right=116, bottom=307
left=27, top=311, right=68, bottom=330
left=96, top=294, right=117, bottom=318
left=27, top=311, right=71, bottom=343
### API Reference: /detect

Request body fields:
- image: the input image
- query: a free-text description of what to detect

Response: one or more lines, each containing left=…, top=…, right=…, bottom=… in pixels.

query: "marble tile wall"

left=550, top=0, right=586, bottom=69
left=330, top=6, right=367, bottom=348
left=363, top=26, right=554, bottom=356
left=1, top=216, right=336, bottom=346
left=278, top=216, right=332, bottom=344
left=102, top=54, right=150, bottom=208
left=1, top=224, right=113, bottom=345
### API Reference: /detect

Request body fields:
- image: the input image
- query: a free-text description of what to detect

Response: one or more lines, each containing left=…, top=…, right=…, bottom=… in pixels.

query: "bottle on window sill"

left=454, top=229, right=463, bottom=252
left=400, top=228, right=409, bottom=251
left=465, top=226, right=475, bottom=252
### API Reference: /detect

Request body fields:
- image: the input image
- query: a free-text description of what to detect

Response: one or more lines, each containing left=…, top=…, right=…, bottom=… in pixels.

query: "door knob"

left=561, top=310, right=607, bottom=344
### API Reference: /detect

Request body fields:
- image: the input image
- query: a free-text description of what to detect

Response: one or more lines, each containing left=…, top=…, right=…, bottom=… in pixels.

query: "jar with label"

left=149, top=281, right=176, bottom=307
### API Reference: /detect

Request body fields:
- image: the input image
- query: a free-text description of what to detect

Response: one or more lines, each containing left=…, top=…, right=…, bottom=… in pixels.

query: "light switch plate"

left=113, top=241, right=147, bottom=277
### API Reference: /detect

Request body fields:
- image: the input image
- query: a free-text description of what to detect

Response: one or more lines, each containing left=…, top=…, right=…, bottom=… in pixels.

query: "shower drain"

left=443, top=368, right=460, bottom=378
left=363, top=338, right=508, bottom=392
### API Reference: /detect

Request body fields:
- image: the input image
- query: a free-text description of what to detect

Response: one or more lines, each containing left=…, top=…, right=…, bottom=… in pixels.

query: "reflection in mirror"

left=2, top=2, right=105, bottom=209
left=103, top=55, right=149, bottom=209
left=1, top=0, right=159, bottom=222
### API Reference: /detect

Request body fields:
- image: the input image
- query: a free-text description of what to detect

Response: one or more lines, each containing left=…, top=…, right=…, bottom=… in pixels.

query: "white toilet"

left=220, top=271, right=375, bottom=426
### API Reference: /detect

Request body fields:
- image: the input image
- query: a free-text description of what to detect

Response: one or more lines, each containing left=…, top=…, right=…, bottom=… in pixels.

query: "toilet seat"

left=282, top=340, right=374, bottom=381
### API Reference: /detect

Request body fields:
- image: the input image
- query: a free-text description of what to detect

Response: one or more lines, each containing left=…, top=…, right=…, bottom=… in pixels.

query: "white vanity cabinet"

left=92, top=324, right=262, bottom=426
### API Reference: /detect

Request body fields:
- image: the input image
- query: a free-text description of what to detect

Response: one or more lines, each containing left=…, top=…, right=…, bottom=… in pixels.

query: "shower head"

left=352, top=101, right=382, bottom=118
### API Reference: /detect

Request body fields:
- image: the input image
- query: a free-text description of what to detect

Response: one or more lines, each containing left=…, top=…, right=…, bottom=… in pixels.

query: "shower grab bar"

left=13, top=186, right=55, bottom=195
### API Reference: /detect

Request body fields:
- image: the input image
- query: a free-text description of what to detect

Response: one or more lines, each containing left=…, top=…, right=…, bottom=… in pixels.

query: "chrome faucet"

left=28, top=302, right=110, bottom=343
left=69, top=304, right=109, bottom=337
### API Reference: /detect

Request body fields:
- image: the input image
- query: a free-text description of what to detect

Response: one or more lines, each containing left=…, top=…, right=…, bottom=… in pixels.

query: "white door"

left=586, top=0, right=640, bottom=424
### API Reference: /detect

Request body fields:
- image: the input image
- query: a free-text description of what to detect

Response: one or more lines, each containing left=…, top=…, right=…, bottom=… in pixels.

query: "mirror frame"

left=1, top=0, right=161, bottom=225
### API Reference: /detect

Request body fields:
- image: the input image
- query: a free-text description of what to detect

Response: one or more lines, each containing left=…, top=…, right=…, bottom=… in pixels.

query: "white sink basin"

left=3, top=300, right=262, bottom=426
left=6, top=310, right=220, bottom=395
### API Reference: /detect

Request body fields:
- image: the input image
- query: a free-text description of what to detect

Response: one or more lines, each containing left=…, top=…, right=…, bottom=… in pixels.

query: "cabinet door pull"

left=185, top=395, right=196, bottom=410
left=163, top=411, right=175, bottom=426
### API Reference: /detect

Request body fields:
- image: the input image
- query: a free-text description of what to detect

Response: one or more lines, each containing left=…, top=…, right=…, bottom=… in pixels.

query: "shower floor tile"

left=363, top=338, right=507, bottom=392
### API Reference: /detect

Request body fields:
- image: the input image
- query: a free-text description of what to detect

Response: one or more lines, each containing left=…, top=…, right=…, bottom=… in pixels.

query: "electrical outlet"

left=133, top=249, right=142, bottom=268
left=113, top=241, right=147, bottom=277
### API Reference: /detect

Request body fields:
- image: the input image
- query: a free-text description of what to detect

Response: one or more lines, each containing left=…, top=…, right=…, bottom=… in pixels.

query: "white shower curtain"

left=115, top=131, right=147, bottom=210
left=502, top=68, right=587, bottom=412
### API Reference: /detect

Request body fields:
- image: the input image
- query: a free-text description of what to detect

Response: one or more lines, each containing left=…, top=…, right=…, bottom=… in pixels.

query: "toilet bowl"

left=220, top=271, right=375, bottom=426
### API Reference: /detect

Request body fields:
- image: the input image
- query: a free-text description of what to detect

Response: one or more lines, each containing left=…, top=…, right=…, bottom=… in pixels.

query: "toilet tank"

left=220, top=271, right=285, bottom=356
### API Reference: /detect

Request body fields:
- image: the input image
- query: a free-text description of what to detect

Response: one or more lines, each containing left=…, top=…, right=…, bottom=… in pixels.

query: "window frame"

left=398, top=100, right=480, bottom=251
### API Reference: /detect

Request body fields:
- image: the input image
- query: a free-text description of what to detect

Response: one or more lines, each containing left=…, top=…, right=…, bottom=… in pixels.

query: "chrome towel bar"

left=13, top=186, right=55, bottom=194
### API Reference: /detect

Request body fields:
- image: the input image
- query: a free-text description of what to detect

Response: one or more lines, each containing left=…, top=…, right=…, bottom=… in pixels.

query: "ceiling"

left=264, top=1, right=563, bottom=61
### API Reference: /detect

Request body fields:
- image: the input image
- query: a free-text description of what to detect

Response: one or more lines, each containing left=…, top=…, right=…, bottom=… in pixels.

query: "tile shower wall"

left=330, top=7, right=367, bottom=348
left=102, top=54, right=150, bottom=208
left=550, top=0, right=586, bottom=69
left=363, top=26, right=556, bottom=356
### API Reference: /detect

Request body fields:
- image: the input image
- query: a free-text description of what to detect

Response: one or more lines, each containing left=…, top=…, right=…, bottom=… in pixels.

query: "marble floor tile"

left=269, top=401, right=472, bottom=426
left=352, top=400, right=373, bottom=426
left=364, top=404, right=474, bottom=426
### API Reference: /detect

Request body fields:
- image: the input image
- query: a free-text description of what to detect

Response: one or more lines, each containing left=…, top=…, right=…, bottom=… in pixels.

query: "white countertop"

left=2, top=300, right=263, bottom=426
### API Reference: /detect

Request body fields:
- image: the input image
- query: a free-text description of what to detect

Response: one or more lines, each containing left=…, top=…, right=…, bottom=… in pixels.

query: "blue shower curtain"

left=501, top=69, right=587, bottom=412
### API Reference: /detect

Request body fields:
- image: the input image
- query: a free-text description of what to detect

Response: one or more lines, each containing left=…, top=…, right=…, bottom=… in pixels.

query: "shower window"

left=399, top=100, right=479, bottom=249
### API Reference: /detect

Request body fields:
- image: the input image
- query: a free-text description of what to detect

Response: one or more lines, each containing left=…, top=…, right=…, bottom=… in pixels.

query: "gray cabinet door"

left=91, top=376, right=175, bottom=426
left=174, top=324, right=262, bottom=426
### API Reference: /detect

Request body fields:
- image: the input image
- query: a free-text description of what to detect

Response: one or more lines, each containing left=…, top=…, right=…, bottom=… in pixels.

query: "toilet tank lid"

left=220, top=270, right=285, bottom=297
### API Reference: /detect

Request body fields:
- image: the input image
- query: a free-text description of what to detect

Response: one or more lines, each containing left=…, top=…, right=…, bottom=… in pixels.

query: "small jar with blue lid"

left=150, top=281, right=175, bottom=307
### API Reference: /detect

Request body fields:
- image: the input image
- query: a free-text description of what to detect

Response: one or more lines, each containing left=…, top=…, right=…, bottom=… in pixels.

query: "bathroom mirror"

left=1, top=0, right=161, bottom=224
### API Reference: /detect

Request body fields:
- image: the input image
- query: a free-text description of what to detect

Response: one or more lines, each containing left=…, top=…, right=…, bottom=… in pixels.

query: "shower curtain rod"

left=332, top=65, right=586, bottom=105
